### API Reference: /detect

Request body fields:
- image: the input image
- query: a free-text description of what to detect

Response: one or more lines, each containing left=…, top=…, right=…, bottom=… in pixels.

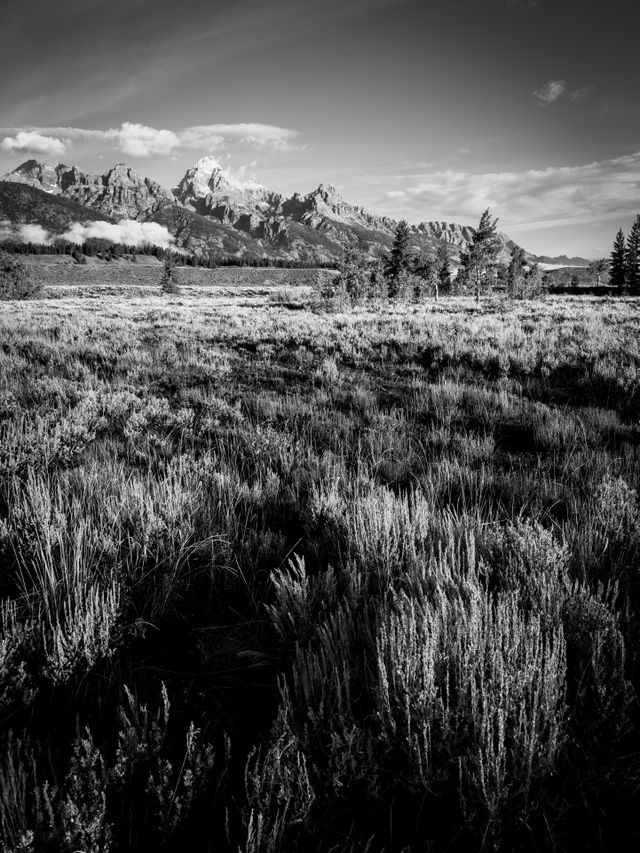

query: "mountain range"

left=0, top=157, right=589, bottom=266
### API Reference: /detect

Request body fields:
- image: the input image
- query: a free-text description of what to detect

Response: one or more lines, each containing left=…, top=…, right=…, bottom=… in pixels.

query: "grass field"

left=1, top=273, right=640, bottom=851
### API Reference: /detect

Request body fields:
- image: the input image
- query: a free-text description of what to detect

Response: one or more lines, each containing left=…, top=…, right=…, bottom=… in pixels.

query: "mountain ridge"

left=0, top=158, right=587, bottom=265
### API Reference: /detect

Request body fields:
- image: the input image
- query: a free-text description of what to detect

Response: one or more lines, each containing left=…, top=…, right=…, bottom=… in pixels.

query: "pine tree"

left=337, top=234, right=369, bottom=305
left=411, top=253, right=438, bottom=301
left=436, top=243, right=452, bottom=293
left=610, top=229, right=626, bottom=288
left=160, top=251, right=181, bottom=294
left=506, top=246, right=527, bottom=298
left=625, top=216, right=640, bottom=291
left=384, top=220, right=412, bottom=298
left=457, top=209, right=502, bottom=301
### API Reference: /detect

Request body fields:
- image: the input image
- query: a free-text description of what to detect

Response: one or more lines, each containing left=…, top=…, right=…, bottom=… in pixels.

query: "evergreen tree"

left=436, top=243, right=452, bottom=293
left=336, top=234, right=369, bottom=305
left=457, top=209, right=502, bottom=301
left=368, top=261, right=388, bottom=301
left=506, top=246, right=527, bottom=298
left=626, top=216, right=640, bottom=291
left=411, top=253, right=438, bottom=301
left=384, top=220, right=412, bottom=297
left=610, top=229, right=626, bottom=288
left=160, top=252, right=181, bottom=295
left=523, top=263, right=545, bottom=298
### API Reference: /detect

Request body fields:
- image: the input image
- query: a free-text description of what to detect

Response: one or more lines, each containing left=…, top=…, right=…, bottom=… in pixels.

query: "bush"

left=0, top=251, right=42, bottom=301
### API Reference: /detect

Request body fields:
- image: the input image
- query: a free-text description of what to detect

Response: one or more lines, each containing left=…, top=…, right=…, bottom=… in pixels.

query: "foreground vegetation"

left=1, top=279, right=640, bottom=851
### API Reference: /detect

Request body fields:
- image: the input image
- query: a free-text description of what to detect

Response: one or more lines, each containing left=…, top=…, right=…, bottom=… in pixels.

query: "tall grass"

left=0, top=285, right=639, bottom=849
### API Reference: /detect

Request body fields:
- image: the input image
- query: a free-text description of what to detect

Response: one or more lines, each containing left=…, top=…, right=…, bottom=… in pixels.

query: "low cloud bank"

left=61, top=219, right=175, bottom=247
left=0, top=221, right=54, bottom=244
left=0, top=218, right=175, bottom=248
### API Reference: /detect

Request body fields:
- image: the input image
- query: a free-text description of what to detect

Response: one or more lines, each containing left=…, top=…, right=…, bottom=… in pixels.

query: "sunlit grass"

left=1, top=281, right=639, bottom=850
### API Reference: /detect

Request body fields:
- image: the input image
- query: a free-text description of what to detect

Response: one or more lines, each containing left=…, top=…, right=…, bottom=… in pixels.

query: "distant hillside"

left=0, top=182, right=114, bottom=232
left=527, top=252, right=591, bottom=267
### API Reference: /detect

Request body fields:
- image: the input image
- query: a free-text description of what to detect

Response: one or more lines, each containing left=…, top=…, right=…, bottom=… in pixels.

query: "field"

left=1, top=268, right=640, bottom=851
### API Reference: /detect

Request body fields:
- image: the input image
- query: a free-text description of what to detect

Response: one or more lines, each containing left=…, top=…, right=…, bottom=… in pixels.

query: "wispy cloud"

left=378, top=150, right=640, bottom=231
left=0, top=122, right=300, bottom=159
left=0, top=130, right=68, bottom=157
left=533, top=80, right=566, bottom=105
left=180, top=123, right=301, bottom=153
left=569, top=85, right=596, bottom=102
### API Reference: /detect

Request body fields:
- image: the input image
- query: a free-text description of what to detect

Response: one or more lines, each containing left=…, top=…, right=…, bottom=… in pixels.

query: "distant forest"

left=0, top=239, right=336, bottom=269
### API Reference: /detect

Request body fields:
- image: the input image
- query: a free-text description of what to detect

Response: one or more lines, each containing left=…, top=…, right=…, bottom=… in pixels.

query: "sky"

left=1, top=0, right=639, bottom=257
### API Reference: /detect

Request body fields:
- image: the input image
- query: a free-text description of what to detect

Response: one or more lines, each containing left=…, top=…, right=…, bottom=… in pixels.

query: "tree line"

left=0, top=240, right=336, bottom=270
left=320, top=210, right=547, bottom=308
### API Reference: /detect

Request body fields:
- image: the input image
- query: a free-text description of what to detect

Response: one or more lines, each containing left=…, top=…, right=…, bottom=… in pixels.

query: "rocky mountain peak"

left=1, top=160, right=72, bottom=195
left=313, top=183, right=343, bottom=202
left=194, top=155, right=223, bottom=174
left=177, top=156, right=269, bottom=199
left=107, top=162, right=136, bottom=177
left=173, top=157, right=280, bottom=234
left=1, top=159, right=174, bottom=220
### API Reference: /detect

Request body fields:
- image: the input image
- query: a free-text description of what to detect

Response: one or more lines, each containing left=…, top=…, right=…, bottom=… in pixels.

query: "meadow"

left=1, top=269, right=640, bottom=851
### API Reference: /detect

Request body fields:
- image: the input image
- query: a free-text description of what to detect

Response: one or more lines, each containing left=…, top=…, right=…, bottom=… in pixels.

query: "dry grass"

left=0, top=276, right=639, bottom=850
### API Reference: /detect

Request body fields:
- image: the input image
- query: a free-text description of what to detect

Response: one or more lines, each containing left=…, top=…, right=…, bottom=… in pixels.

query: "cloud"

left=533, top=80, right=566, bottom=105
left=20, top=223, right=53, bottom=243
left=378, top=150, right=640, bottom=232
left=0, top=130, right=68, bottom=157
left=60, top=219, right=175, bottom=247
left=179, top=122, right=300, bottom=152
left=0, top=218, right=175, bottom=247
left=115, top=123, right=181, bottom=157
left=181, top=123, right=301, bottom=154
left=569, top=85, right=596, bottom=102
left=0, top=122, right=300, bottom=159
left=0, top=220, right=55, bottom=244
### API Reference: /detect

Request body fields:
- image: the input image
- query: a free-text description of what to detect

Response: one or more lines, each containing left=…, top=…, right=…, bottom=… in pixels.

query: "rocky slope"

left=0, top=157, right=566, bottom=264
left=6, top=159, right=174, bottom=220
left=0, top=182, right=115, bottom=232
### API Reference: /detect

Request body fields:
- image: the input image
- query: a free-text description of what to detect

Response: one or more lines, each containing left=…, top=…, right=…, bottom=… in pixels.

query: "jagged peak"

left=11, top=159, right=70, bottom=174
left=179, top=156, right=269, bottom=196
left=312, top=182, right=342, bottom=200
left=104, top=162, right=142, bottom=179
left=14, top=158, right=46, bottom=171
left=193, top=155, right=224, bottom=173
